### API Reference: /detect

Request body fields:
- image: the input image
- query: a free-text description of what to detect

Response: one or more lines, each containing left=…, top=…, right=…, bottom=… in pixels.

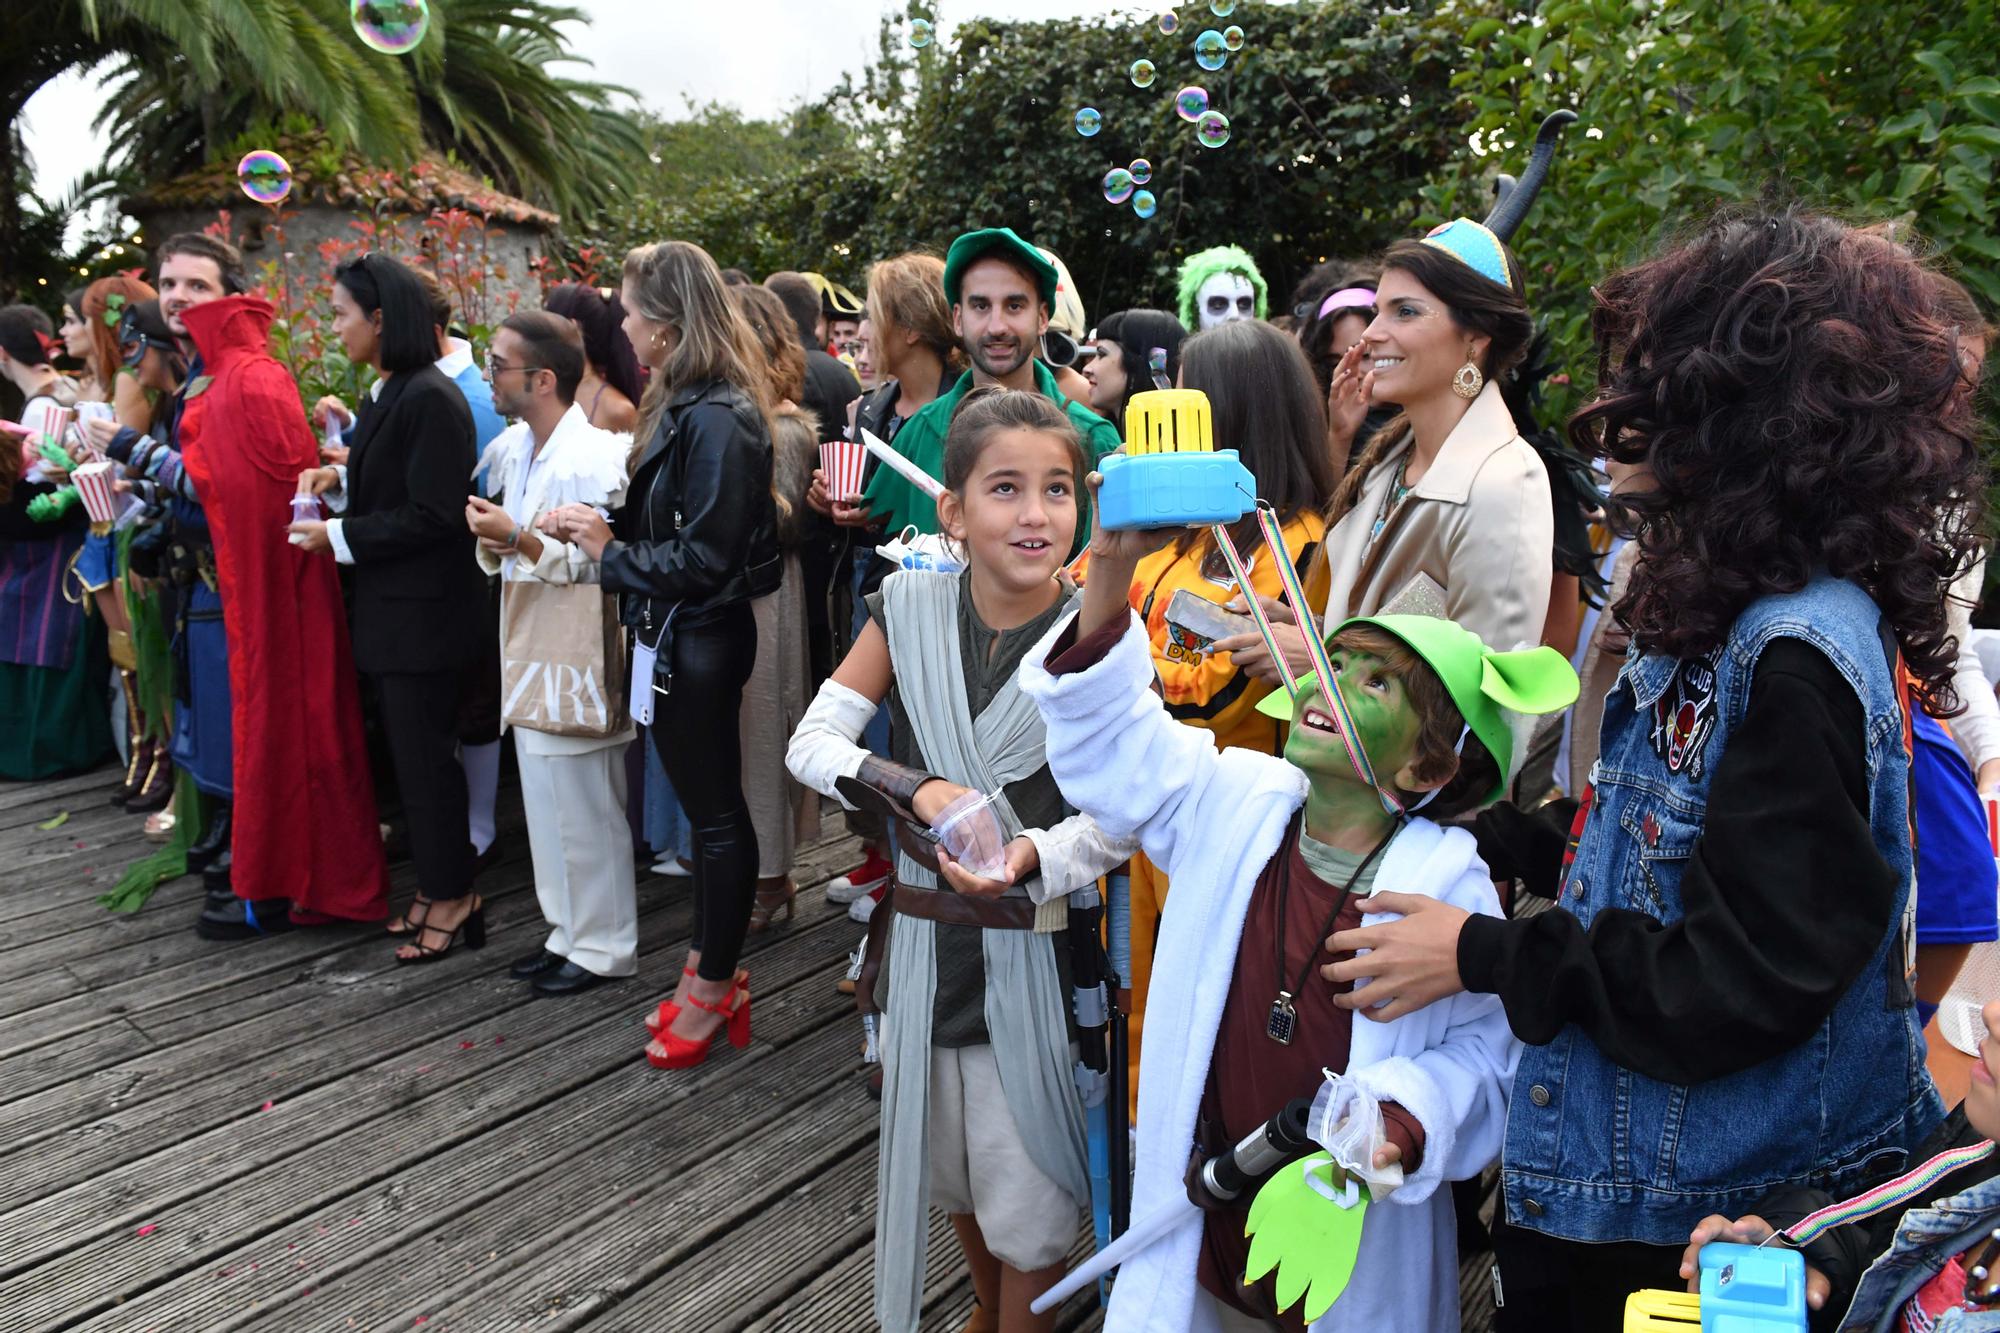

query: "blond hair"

left=865, top=251, right=963, bottom=371
left=622, top=241, right=774, bottom=446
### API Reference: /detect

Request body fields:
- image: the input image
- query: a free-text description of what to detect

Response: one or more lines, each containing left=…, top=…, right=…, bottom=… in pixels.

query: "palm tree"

left=2, top=0, right=634, bottom=299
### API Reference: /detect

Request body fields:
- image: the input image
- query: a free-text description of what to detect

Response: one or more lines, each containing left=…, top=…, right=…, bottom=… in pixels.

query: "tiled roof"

left=125, top=136, right=559, bottom=230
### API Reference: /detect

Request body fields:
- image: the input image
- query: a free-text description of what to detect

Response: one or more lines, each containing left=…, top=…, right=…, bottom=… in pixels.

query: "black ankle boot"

left=196, top=860, right=292, bottom=941
left=185, top=800, right=233, bottom=873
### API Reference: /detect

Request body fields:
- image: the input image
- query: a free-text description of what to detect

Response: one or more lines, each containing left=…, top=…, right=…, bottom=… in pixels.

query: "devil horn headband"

left=1483, top=110, right=1578, bottom=242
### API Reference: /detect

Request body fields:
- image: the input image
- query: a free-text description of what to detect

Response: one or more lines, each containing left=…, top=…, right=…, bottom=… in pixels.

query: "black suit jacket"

left=341, top=365, right=485, bottom=674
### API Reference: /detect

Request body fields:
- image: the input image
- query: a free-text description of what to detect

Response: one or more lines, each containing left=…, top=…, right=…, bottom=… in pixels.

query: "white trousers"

left=515, top=737, right=638, bottom=977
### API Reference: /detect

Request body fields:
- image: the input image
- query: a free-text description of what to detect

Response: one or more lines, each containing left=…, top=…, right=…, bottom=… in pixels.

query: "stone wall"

left=128, top=204, right=549, bottom=318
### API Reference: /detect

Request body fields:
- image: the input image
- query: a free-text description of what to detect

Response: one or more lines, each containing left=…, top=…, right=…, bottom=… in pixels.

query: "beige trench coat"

left=1319, top=380, right=1554, bottom=656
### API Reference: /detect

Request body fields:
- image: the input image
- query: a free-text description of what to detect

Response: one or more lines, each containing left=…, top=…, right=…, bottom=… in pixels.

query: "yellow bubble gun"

left=1095, top=389, right=1256, bottom=530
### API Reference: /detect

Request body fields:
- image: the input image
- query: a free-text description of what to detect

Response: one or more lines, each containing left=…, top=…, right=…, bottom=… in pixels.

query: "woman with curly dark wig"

left=1312, top=208, right=1984, bottom=1330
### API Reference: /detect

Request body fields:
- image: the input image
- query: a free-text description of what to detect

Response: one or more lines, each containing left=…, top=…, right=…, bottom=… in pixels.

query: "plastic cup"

left=932, top=789, right=1009, bottom=881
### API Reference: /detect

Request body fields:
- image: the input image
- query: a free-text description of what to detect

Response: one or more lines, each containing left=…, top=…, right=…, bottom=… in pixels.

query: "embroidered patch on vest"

left=1648, top=652, right=1720, bottom=780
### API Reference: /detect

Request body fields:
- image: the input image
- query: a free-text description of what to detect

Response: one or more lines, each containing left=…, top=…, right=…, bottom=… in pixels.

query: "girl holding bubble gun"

left=1678, top=996, right=2000, bottom=1333
left=786, top=386, right=1136, bottom=1333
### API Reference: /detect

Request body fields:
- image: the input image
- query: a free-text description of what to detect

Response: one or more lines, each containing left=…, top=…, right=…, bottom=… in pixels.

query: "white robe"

left=1019, top=611, right=1521, bottom=1333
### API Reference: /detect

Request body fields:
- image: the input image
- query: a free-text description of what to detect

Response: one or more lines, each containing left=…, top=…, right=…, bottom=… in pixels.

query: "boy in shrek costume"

left=1019, top=512, right=1576, bottom=1333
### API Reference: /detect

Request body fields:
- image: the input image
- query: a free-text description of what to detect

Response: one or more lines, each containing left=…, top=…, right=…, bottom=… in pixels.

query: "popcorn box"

left=73, top=460, right=119, bottom=525
left=819, top=437, right=869, bottom=503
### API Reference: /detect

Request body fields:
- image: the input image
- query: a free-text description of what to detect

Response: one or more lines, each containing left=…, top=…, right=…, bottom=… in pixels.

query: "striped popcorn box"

left=73, top=460, right=119, bottom=525
left=819, top=437, right=869, bottom=503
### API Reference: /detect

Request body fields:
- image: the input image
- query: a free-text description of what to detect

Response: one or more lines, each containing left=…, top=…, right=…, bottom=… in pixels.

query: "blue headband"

left=1420, top=218, right=1515, bottom=290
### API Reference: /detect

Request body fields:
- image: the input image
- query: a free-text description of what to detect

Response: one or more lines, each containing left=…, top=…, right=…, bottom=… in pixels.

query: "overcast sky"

left=21, top=1, right=1176, bottom=208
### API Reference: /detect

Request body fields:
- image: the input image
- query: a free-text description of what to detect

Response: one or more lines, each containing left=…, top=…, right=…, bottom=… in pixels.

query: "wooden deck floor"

left=0, top=762, right=1496, bottom=1331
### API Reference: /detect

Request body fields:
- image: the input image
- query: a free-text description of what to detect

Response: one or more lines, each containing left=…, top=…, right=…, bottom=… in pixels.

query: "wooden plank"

left=0, top=884, right=859, bottom=1297
left=218, top=1018, right=874, bottom=1332
left=12, top=937, right=856, bottom=1332
left=0, top=830, right=857, bottom=1151
left=0, top=872, right=691, bottom=1189
left=0, top=764, right=123, bottom=815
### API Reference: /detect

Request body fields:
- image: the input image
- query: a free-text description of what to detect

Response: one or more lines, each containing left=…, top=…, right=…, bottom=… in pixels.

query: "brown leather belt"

left=891, top=879, right=1038, bottom=930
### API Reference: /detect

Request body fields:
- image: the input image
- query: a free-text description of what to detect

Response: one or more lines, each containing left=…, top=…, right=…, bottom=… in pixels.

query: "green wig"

left=1176, top=245, right=1269, bottom=329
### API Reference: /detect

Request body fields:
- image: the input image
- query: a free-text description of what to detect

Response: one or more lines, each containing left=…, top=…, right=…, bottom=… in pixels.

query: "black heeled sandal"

left=385, top=894, right=434, bottom=937
left=394, top=897, right=485, bottom=965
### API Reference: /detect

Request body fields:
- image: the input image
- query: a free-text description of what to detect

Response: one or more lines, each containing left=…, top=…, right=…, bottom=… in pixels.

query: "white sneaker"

left=825, top=862, right=891, bottom=905
left=847, top=892, right=881, bottom=924
left=650, top=857, right=693, bottom=877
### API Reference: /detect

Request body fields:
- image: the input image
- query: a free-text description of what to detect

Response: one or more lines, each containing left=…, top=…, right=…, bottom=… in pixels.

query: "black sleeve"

left=600, top=402, right=765, bottom=601
left=1470, top=798, right=1579, bottom=893
left=1457, top=638, right=1898, bottom=1085
left=341, top=384, right=477, bottom=564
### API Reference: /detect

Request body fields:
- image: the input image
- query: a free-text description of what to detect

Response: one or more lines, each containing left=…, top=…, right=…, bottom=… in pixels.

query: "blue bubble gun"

left=1094, top=389, right=1257, bottom=530
left=1623, top=1243, right=1806, bottom=1332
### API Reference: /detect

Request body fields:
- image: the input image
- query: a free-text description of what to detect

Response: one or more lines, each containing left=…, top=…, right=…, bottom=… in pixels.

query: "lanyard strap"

left=1781, top=1140, right=1996, bottom=1246
left=1213, top=505, right=1404, bottom=816
left=1209, top=520, right=1296, bottom=694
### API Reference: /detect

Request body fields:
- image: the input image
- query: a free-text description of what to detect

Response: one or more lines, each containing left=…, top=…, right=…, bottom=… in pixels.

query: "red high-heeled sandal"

left=644, top=966, right=747, bottom=1035
left=645, top=979, right=751, bottom=1070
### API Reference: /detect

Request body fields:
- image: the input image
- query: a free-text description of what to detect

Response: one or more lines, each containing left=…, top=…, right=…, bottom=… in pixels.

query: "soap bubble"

left=1195, top=110, right=1232, bottom=149
left=1102, top=168, right=1137, bottom=205
left=1223, top=24, right=1245, bottom=50
left=1129, top=58, right=1157, bottom=88
left=1133, top=190, right=1158, bottom=220
left=1174, top=85, right=1209, bottom=122
left=1194, top=29, right=1228, bottom=70
left=349, top=0, right=430, bottom=55
left=909, top=18, right=934, bottom=47
left=1129, top=158, right=1153, bottom=185
left=236, top=150, right=294, bottom=205
left=1157, top=10, right=1179, bottom=35
left=1210, top=0, right=1236, bottom=14
left=1075, top=106, right=1103, bottom=138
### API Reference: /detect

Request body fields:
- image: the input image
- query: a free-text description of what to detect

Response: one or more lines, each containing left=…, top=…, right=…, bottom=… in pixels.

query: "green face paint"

left=1282, top=648, right=1424, bottom=839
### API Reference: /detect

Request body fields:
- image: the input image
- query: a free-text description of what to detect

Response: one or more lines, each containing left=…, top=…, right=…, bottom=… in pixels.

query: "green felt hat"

left=942, top=228, right=1059, bottom=309
left=1256, top=614, right=1580, bottom=802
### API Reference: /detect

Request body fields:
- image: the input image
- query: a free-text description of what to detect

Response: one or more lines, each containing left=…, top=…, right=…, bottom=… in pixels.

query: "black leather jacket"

left=602, top=378, right=780, bottom=639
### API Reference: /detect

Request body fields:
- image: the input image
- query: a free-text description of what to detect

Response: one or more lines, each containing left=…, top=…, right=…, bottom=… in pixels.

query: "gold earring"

left=1452, top=360, right=1484, bottom=399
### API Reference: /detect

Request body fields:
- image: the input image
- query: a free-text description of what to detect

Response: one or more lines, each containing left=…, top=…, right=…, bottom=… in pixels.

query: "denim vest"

left=1840, top=1169, right=2000, bottom=1332
left=1502, top=576, right=1944, bottom=1246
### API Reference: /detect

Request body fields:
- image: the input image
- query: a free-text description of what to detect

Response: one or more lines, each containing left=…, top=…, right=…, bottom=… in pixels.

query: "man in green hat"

left=1016, top=512, right=1576, bottom=1330
left=854, top=227, right=1122, bottom=540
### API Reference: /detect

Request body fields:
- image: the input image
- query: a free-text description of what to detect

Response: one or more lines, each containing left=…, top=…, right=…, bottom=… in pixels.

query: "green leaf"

left=1893, top=163, right=1938, bottom=200
left=1915, top=48, right=1959, bottom=90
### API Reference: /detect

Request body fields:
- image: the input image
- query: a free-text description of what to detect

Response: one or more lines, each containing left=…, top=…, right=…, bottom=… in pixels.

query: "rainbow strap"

left=1212, top=510, right=1403, bottom=815
left=1782, top=1139, right=1995, bottom=1245
left=1209, top=521, right=1295, bottom=697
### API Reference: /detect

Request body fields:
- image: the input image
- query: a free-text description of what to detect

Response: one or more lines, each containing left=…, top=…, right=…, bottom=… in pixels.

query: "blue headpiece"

left=1420, top=219, right=1516, bottom=290
left=1419, top=111, right=1579, bottom=291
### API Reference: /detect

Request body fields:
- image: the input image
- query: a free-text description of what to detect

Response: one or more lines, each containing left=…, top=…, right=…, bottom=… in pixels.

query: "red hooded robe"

left=177, top=296, right=388, bottom=921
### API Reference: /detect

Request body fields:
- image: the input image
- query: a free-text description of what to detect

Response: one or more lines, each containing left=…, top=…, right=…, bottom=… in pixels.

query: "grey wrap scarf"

left=873, top=571, right=1090, bottom=1332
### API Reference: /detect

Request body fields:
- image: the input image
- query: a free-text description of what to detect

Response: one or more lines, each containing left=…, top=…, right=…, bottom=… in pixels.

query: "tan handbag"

left=500, top=580, right=628, bottom=739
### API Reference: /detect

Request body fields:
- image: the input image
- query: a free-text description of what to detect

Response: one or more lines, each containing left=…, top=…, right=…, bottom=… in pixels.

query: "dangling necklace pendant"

left=1267, top=991, right=1299, bottom=1045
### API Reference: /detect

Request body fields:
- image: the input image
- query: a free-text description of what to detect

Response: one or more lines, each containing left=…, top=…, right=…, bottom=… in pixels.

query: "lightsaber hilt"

left=1198, top=1097, right=1316, bottom=1205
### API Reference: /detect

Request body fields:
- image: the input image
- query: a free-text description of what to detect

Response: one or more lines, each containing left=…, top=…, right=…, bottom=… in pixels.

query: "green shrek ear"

left=1242, top=1152, right=1370, bottom=1323
left=1480, top=644, right=1580, bottom=717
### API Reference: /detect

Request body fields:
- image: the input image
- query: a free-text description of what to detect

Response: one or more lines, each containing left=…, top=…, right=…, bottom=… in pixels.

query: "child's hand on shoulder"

left=1679, top=1215, right=1831, bottom=1309
left=937, top=836, right=1039, bottom=898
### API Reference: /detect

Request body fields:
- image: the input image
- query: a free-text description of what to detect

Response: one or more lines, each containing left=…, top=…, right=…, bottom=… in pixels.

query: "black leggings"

left=649, top=603, right=758, bottom=981
left=1488, top=1210, right=1685, bottom=1332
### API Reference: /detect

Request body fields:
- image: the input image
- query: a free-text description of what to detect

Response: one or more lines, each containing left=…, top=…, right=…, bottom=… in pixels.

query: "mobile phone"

left=1163, top=588, right=1254, bottom=664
